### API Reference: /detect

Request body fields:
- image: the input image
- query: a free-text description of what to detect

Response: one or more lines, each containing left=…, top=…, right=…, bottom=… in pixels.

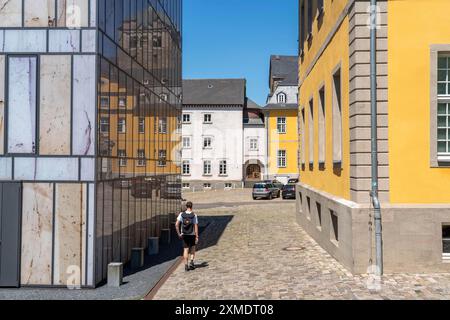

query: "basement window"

left=306, top=196, right=311, bottom=220
left=443, top=225, right=450, bottom=261
left=330, top=210, right=339, bottom=245
left=316, top=202, right=322, bottom=230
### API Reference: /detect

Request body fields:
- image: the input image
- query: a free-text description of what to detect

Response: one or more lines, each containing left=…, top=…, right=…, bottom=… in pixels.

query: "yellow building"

left=263, top=55, right=300, bottom=184
left=297, top=0, right=450, bottom=274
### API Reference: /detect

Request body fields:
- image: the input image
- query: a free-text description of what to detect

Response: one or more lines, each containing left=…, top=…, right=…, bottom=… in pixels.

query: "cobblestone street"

left=153, top=189, right=450, bottom=300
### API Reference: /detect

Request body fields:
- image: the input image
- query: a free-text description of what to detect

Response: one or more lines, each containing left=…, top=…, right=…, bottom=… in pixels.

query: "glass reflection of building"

left=0, top=0, right=181, bottom=288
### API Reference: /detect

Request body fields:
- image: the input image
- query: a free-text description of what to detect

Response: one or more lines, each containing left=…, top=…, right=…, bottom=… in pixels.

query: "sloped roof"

left=246, top=98, right=262, bottom=109
left=262, top=103, right=298, bottom=111
left=182, top=79, right=246, bottom=106
left=269, top=55, right=298, bottom=86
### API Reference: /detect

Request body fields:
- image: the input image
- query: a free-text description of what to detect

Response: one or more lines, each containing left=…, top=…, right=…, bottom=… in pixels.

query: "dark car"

left=282, top=184, right=296, bottom=199
left=263, top=179, right=284, bottom=190
left=287, top=178, right=299, bottom=184
left=252, top=182, right=280, bottom=200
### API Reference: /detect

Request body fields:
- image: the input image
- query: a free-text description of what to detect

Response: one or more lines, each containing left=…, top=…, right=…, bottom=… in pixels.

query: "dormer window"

left=277, top=92, right=287, bottom=104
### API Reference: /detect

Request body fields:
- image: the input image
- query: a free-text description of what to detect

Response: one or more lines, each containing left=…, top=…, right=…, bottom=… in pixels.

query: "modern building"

left=263, top=55, right=300, bottom=184
left=0, top=0, right=182, bottom=288
left=181, top=79, right=246, bottom=191
left=297, top=0, right=450, bottom=274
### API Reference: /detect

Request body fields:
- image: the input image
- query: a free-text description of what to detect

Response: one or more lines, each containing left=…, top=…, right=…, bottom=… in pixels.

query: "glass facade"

left=95, top=0, right=182, bottom=284
left=0, top=0, right=181, bottom=288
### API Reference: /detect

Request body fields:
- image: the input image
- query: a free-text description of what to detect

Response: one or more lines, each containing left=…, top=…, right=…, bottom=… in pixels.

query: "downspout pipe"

left=370, top=0, right=383, bottom=276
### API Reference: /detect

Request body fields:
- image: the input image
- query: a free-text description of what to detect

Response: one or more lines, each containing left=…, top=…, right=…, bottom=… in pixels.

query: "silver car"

left=252, top=182, right=280, bottom=200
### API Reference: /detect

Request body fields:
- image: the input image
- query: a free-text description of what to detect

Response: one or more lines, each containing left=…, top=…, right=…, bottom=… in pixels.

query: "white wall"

left=243, top=126, right=267, bottom=176
left=182, top=106, right=243, bottom=182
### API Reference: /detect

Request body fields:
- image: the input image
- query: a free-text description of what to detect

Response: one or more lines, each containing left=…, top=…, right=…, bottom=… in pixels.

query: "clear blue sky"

left=182, top=0, right=299, bottom=106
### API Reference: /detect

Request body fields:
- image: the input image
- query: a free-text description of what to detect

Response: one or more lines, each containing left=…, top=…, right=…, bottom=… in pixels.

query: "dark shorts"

left=182, top=235, right=196, bottom=249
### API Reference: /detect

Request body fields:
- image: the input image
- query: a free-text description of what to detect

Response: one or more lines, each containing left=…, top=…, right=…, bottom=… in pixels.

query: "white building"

left=181, top=79, right=246, bottom=191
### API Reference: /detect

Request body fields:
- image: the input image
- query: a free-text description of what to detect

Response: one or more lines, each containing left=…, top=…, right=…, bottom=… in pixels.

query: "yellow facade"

left=388, top=0, right=450, bottom=203
left=267, top=109, right=300, bottom=178
left=299, top=0, right=350, bottom=200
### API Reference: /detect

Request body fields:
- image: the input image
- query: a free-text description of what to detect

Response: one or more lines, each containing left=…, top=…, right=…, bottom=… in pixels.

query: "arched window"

left=277, top=92, right=287, bottom=103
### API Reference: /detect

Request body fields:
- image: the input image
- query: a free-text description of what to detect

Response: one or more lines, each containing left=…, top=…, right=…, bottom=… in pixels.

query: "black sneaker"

left=185, top=264, right=189, bottom=272
left=189, top=261, right=196, bottom=270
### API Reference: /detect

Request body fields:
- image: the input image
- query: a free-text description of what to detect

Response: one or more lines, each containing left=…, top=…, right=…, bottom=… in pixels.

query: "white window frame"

left=203, top=160, right=212, bottom=176
left=138, top=117, right=145, bottom=134
left=182, top=136, right=191, bottom=149
left=182, top=160, right=190, bottom=175
left=118, top=118, right=126, bottom=134
left=203, top=183, right=212, bottom=189
left=203, top=137, right=212, bottom=149
left=118, top=97, right=126, bottom=108
left=224, top=183, right=232, bottom=189
left=158, top=117, right=167, bottom=134
left=182, top=183, right=190, bottom=189
left=100, top=96, right=109, bottom=109
left=158, top=149, right=167, bottom=167
left=249, top=138, right=258, bottom=151
left=182, top=113, right=191, bottom=124
left=100, top=118, right=109, bottom=133
left=277, top=92, right=287, bottom=104
left=118, top=150, right=127, bottom=167
left=219, top=160, right=227, bottom=176
left=437, top=53, right=450, bottom=160
left=277, top=150, right=287, bottom=168
left=137, top=149, right=146, bottom=167
left=203, top=113, right=212, bottom=124
left=277, top=117, right=287, bottom=134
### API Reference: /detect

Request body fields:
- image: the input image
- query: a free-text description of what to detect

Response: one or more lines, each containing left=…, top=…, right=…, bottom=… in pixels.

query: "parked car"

left=282, top=184, right=296, bottom=199
left=252, top=182, right=280, bottom=200
left=287, top=178, right=299, bottom=184
left=263, top=179, right=284, bottom=190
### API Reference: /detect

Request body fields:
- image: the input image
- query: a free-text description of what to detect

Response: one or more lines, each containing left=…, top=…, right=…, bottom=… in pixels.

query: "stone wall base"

left=296, top=182, right=450, bottom=274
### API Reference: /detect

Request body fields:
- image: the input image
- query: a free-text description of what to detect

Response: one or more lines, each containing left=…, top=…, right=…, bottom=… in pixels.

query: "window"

left=299, top=0, right=306, bottom=54
left=160, top=93, right=167, bottom=101
left=277, top=92, right=287, bottom=104
left=118, top=97, right=126, bottom=108
left=318, top=87, right=326, bottom=165
left=158, top=117, right=167, bottom=133
left=100, top=118, right=110, bottom=133
left=277, top=117, right=287, bottom=134
left=139, top=118, right=145, bottom=134
left=332, top=67, right=342, bottom=164
left=182, top=136, right=191, bottom=148
left=182, top=113, right=191, bottom=123
left=316, top=202, right=322, bottom=229
left=203, top=137, right=212, bottom=149
left=309, top=98, right=314, bottom=165
left=203, top=114, right=212, bottom=123
left=182, top=160, right=190, bottom=175
left=203, top=183, right=211, bottom=189
left=249, top=138, right=258, bottom=151
left=118, top=118, right=126, bottom=134
left=277, top=150, right=287, bottom=168
left=330, top=210, right=339, bottom=244
left=437, top=54, right=450, bottom=160
left=219, top=160, right=227, bottom=176
left=158, top=150, right=167, bottom=166
left=176, top=115, right=182, bottom=133
left=118, top=150, right=127, bottom=167
left=182, top=183, right=190, bottom=189
left=203, top=160, right=212, bottom=175
left=442, top=225, right=450, bottom=261
left=100, top=96, right=109, bottom=109
left=301, top=108, right=306, bottom=166
left=307, top=0, right=313, bottom=36
left=137, top=149, right=146, bottom=166
left=225, top=183, right=232, bottom=189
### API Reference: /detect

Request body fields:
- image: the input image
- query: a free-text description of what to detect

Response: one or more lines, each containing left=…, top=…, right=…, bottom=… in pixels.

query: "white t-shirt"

left=177, top=211, right=198, bottom=235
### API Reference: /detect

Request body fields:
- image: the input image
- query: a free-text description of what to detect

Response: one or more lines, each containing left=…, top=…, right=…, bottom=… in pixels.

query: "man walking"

left=176, top=201, right=199, bottom=271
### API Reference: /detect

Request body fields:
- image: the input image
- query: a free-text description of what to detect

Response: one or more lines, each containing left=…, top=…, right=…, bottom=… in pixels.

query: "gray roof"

left=269, top=55, right=298, bottom=86
left=182, top=79, right=246, bottom=106
left=246, top=98, right=262, bottom=109
left=262, top=103, right=298, bottom=111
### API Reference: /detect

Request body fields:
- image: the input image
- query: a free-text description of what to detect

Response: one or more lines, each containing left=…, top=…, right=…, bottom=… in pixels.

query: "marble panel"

left=80, top=158, right=95, bottom=181
left=81, top=29, right=96, bottom=53
left=73, top=55, right=95, bottom=155
left=8, top=57, right=37, bottom=154
left=49, top=30, right=80, bottom=53
left=0, top=157, right=12, bottom=180
left=0, top=55, right=4, bottom=154
left=0, top=30, right=4, bottom=52
left=39, top=55, right=71, bottom=155
left=3, top=30, right=47, bottom=52
left=57, top=0, right=89, bottom=28
left=89, top=0, right=96, bottom=27
left=0, top=0, right=22, bottom=27
left=87, top=183, right=95, bottom=286
left=14, top=157, right=79, bottom=181
left=24, top=0, right=56, bottom=27
left=54, top=183, right=86, bottom=286
left=21, top=183, right=54, bottom=285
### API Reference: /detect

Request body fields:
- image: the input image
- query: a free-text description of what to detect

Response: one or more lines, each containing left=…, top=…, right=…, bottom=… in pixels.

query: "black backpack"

left=181, top=211, right=195, bottom=235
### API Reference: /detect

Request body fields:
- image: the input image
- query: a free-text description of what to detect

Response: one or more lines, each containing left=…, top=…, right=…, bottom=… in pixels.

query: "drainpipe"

left=370, top=0, right=383, bottom=276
